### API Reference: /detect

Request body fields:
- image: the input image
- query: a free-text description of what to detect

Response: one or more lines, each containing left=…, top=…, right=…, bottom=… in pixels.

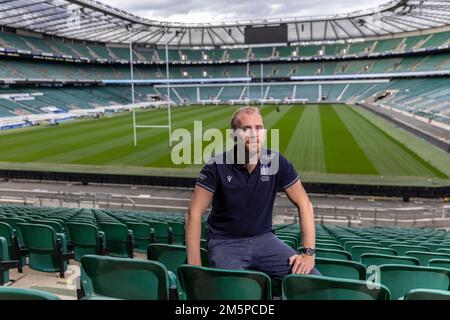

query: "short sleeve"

left=196, top=163, right=217, bottom=193
left=278, top=154, right=299, bottom=190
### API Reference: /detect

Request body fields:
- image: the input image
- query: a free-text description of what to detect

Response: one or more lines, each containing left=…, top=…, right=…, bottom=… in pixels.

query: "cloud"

left=102, top=0, right=389, bottom=23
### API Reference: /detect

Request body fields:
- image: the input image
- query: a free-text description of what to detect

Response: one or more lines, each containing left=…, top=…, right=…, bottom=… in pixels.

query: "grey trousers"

left=208, top=232, right=321, bottom=279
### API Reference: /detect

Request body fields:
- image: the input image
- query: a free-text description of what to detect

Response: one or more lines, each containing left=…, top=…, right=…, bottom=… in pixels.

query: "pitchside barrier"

left=0, top=169, right=448, bottom=200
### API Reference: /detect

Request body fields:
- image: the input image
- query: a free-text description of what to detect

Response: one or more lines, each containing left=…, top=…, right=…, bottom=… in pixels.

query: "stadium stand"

left=1, top=204, right=450, bottom=300
left=0, top=0, right=449, bottom=302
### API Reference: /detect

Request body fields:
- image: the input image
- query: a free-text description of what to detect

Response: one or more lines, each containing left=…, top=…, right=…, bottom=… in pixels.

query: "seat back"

left=0, top=237, right=10, bottom=283
left=351, top=246, right=397, bottom=262
left=379, top=264, right=450, bottom=299
left=282, top=274, right=390, bottom=300
left=0, top=287, right=60, bottom=300
left=389, top=245, right=429, bottom=255
left=2, top=218, right=26, bottom=231
left=178, top=265, right=271, bottom=300
left=32, top=220, right=64, bottom=234
left=126, top=222, right=151, bottom=252
left=0, top=222, right=25, bottom=266
left=316, top=248, right=352, bottom=261
left=99, top=222, right=132, bottom=258
left=67, top=223, right=102, bottom=261
left=80, top=255, right=169, bottom=300
left=360, top=253, right=419, bottom=267
left=0, top=222, right=14, bottom=250
left=405, top=251, right=450, bottom=266
left=17, top=223, right=67, bottom=273
left=343, top=241, right=380, bottom=252
left=428, top=258, right=450, bottom=269
left=315, top=257, right=366, bottom=280
left=316, top=243, right=344, bottom=251
left=404, top=289, right=450, bottom=300
left=168, top=222, right=185, bottom=244
left=148, top=221, right=172, bottom=244
left=17, top=223, right=56, bottom=251
left=67, top=223, right=98, bottom=246
left=147, top=243, right=210, bottom=273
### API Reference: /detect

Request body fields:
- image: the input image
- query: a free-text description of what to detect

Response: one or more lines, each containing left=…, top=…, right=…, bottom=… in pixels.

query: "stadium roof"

left=0, top=0, right=449, bottom=46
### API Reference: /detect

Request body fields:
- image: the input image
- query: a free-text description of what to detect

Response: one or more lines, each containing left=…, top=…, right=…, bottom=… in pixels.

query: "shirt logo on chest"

left=226, top=175, right=233, bottom=183
left=261, top=176, right=270, bottom=182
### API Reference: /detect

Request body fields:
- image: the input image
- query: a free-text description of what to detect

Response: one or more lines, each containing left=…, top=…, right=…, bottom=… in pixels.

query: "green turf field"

left=0, top=104, right=449, bottom=186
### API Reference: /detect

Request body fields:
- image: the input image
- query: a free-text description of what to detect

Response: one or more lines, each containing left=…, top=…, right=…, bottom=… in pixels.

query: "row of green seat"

left=0, top=54, right=448, bottom=81
left=3, top=248, right=450, bottom=300
left=0, top=205, right=209, bottom=281
left=1, top=30, right=448, bottom=62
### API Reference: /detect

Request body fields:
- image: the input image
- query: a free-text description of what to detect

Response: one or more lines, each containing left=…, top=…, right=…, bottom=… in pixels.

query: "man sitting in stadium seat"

left=186, top=106, right=319, bottom=280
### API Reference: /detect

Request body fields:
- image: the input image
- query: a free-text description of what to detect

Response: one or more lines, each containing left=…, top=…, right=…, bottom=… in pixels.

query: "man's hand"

left=289, top=254, right=315, bottom=274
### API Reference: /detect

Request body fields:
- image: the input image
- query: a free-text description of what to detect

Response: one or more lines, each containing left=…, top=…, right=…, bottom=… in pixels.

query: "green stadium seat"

left=0, top=287, right=60, bottom=300
left=379, top=240, right=405, bottom=247
left=148, top=221, right=174, bottom=244
left=282, top=274, right=390, bottom=300
left=316, top=242, right=343, bottom=251
left=350, top=246, right=397, bottom=261
left=147, top=243, right=210, bottom=271
left=405, top=251, right=450, bottom=266
left=389, top=244, right=430, bottom=255
left=99, top=222, right=133, bottom=258
left=344, top=241, right=381, bottom=252
left=0, top=222, right=27, bottom=272
left=315, top=257, right=366, bottom=280
left=315, top=248, right=352, bottom=261
left=80, top=255, right=169, bottom=300
left=437, top=248, right=450, bottom=255
left=66, top=223, right=105, bottom=261
left=421, top=243, right=449, bottom=252
left=31, top=220, right=65, bottom=234
left=17, top=223, right=70, bottom=277
left=337, top=237, right=362, bottom=246
left=360, top=253, right=419, bottom=267
left=125, top=222, right=154, bottom=252
left=316, top=236, right=336, bottom=242
left=147, top=243, right=210, bottom=299
left=428, top=259, right=450, bottom=269
left=379, top=264, right=450, bottom=300
left=1, top=218, right=27, bottom=231
left=0, top=237, right=20, bottom=285
left=168, top=222, right=185, bottom=245
left=177, top=265, right=272, bottom=300
left=404, top=289, right=450, bottom=300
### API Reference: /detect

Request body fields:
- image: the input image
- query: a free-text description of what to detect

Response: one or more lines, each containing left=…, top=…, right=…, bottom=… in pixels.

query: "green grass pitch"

left=0, top=104, right=448, bottom=186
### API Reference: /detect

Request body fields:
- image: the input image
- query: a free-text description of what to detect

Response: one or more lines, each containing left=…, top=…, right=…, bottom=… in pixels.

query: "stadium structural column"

left=247, top=62, right=250, bottom=101
left=166, top=42, right=172, bottom=147
left=261, top=63, right=264, bottom=107
left=129, top=29, right=137, bottom=146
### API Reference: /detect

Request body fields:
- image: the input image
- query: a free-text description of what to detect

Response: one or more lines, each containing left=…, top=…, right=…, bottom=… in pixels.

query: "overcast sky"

left=102, top=0, right=389, bottom=23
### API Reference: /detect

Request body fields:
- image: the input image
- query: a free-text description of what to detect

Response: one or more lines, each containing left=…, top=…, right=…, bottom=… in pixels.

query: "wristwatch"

left=301, top=247, right=316, bottom=256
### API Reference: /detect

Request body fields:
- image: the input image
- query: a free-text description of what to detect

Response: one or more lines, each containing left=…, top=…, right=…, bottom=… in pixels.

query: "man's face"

left=234, top=112, right=265, bottom=156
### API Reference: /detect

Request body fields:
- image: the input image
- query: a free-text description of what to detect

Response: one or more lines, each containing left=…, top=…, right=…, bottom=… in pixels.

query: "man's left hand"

left=289, top=254, right=315, bottom=274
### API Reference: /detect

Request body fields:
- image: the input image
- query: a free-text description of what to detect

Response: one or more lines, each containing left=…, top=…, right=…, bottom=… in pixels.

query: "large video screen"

left=244, top=24, right=288, bottom=44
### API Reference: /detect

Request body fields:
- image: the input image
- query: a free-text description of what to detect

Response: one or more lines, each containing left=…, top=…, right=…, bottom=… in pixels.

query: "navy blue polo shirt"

left=196, top=148, right=299, bottom=239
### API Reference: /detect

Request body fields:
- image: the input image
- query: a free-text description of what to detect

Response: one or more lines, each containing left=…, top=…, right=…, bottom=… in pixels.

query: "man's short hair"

left=230, top=106, right=262, bottom=130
